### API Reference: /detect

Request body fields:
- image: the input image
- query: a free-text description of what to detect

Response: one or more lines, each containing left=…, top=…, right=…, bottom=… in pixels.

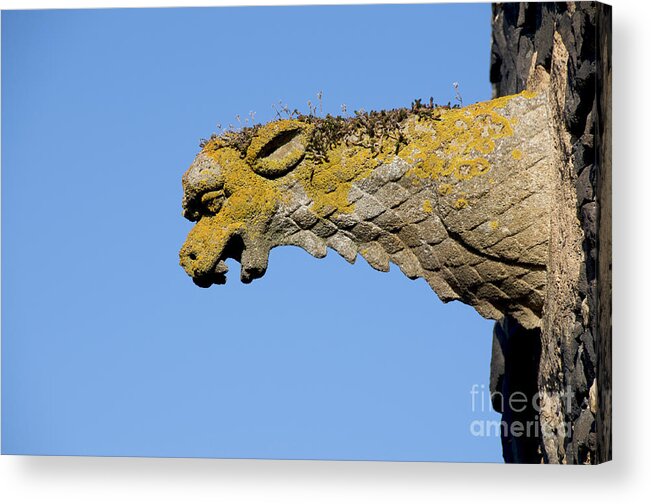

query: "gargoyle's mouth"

left=180, top=226, right=269, bottom=288
left=191, top=259, right=229, bottom=288
left=193, top=232, right=245, bottom=287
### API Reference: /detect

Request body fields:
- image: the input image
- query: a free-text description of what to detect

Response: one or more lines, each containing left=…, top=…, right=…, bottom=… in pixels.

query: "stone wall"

left=489, top=1, right=611, bottom=464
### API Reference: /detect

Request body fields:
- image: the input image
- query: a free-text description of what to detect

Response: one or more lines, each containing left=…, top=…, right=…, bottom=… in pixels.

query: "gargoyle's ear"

left=246, top=121, right=313, bottom=177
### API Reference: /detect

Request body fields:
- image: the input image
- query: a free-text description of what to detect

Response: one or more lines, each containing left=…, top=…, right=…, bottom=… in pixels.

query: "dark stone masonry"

left=489, top=1, right=611, bottom=464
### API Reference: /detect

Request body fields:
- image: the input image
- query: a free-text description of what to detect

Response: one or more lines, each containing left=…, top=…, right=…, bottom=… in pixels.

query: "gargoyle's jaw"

left=190, top=259, right=229, bottom=288
left=179, top=219, right=270, bottom=287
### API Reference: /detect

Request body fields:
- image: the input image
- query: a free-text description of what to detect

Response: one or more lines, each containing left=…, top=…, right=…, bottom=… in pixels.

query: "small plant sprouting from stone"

left=453, top=82, right=463, bottom=107
left=306, top=91, right=324, bottom=117
left=272, top=100, right=300, bottom=120
left=200, top=92, right=456, bottom=161
left=307, top=100, right=317, bottom=116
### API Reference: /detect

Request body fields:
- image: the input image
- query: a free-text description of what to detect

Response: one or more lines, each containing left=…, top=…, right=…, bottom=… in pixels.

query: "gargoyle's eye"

left=200, top=189, right=225, bottom=214
left=246, top=121, right=313, bottom=178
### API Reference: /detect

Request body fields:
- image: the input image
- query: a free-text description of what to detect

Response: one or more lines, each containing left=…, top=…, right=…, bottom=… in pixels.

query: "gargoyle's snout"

left=179, top=216, right=229, bottom=287
left=180, top=245, right=229, bottom=287
left=181, top=152, right=225, bottom=222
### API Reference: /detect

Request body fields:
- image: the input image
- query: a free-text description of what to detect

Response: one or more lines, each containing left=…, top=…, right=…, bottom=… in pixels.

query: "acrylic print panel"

left=1, top=2, right=611, bottom=464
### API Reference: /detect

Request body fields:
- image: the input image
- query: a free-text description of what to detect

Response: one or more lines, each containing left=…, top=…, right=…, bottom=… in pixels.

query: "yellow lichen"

left=448, top=157, right=491, bottom=181
left=183, top=145, right=284, bottom=255
left=520, top=90, right=538, bottom=99
left=246, top=120, right=313, bottom=177
left=304, top=144, right=381, bottom=217
left=511, top=149, right=523, bottom=160
left=489, top=220, right=499, bottom=230
left=187, top=91, right=536, bottom=248
left=454, top=198, right=469, bottom=209
left=438, top=183, right=453, bottom=195
left=399, top=93, right=521, bottom=186
left=246, top=120, right=305, bottom=161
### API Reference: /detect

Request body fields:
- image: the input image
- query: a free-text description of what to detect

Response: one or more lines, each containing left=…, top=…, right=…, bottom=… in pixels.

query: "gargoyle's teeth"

left=208, top=231, right=269, bottom=284
left=214, top=260, right=229, bottom=275
left=211, top=261, right=228, bottom=285
left=239, top=240, right=269, bottom=284
left=191, top=259, right=228, bottom=288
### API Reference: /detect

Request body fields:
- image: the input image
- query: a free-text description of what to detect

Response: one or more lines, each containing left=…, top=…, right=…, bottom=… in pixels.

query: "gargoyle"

left=179, top=91, right=559, bottom=329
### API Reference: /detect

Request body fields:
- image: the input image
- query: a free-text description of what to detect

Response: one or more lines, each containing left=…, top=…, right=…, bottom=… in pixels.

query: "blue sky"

left=2, top=3, right=502, bottom=462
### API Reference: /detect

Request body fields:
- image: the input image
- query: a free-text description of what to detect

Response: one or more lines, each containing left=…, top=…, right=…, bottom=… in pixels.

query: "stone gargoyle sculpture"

left=179, top=91, right=560, bottom=330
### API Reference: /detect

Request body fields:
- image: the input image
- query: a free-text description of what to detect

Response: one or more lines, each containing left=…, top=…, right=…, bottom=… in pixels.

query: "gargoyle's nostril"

left=188, top=252, right=197, bottom=261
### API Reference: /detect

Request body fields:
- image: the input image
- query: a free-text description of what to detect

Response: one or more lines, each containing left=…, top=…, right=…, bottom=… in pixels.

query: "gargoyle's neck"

left=276, top=154, right=546, bottom=329
left=273, top=92, right=556, bottom=329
